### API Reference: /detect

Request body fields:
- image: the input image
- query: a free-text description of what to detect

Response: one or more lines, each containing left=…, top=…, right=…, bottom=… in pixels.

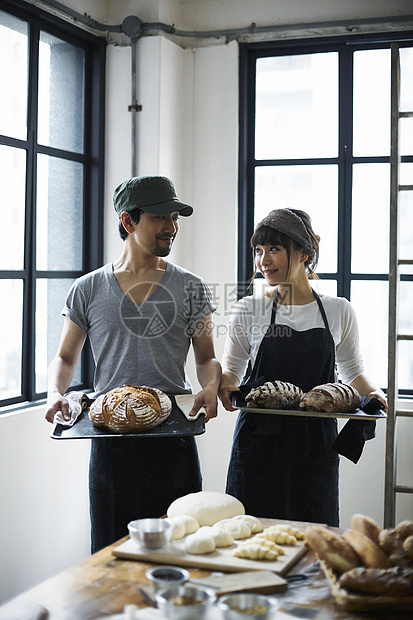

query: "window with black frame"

left=238, top=34, right=413, bottom=396
left=0, top=0, right=105, bottom=408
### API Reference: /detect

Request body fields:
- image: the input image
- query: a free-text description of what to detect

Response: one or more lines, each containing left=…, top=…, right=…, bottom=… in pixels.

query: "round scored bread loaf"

left=342, top=529, right=392, bottom=569
left=89, top=385, right=172, bottom=433
left=299, top=382, right=362, bottom=413
left=305, top=525, right=360, bottom=574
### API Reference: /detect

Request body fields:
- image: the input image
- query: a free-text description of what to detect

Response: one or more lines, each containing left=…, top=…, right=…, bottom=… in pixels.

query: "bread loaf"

left=342, top=529, right=391, bottom=569
left=299, top=382, right=362, bottom=413
left=396, top=520, right=413, bottom=541
left=403, top=536, right=413, bottom=561
left=245, top=381, right=303, bottom=409
left=350, top=514, right=381, bottom=547
left=338, top=567, right=413, bottom=596
left=305, top=525, right=360, bottom=574
left=308, top=514, right=413, bottom=600
left=89, top=385, right=172, bottom=433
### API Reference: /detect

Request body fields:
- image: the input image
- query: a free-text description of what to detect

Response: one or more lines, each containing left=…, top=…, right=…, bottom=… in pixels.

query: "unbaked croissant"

left=271, top=524, right=305, bottom=540
left=257, top=528, right=297, bottom=545
left=233, top=539, right=280, bottom=560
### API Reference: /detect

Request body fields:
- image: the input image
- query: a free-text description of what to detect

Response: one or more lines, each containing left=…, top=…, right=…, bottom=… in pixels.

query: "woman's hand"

left=365, top=388, right=388, bottom=413
left=351, top=376, right=388, bottom=414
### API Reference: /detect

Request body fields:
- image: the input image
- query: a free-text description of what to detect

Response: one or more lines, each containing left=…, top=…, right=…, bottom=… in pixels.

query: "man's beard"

left=152, top=239, right=173, bottom=256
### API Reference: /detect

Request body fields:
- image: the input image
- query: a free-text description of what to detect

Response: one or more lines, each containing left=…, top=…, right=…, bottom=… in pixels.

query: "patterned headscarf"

left=255, top=209, right=315, bottom=263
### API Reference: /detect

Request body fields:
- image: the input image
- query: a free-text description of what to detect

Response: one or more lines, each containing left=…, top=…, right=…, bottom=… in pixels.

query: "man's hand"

left=188, top=385, right=218, bottom=423
left=45, top=392, right=70, bottom=423
left=218, top=384, right=239, bottom=412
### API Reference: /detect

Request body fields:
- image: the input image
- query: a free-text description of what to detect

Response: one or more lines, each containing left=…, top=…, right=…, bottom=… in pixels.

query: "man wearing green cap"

left=45, top=176, right=221, bottom=553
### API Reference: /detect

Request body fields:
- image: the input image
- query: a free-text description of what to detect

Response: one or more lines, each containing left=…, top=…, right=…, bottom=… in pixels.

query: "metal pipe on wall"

left=121, top=17, right=144, bottom=177
left=31, top=1, right=413, bottom=42
left=131, top=38, right=137, bottom=177
left=33, top=0, right=413, bottom=180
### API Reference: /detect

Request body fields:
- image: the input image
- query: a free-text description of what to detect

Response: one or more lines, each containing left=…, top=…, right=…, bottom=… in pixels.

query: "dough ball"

left=167, top=491, right=245, bottom=526
left=168, top=516, right=186, bottom=540
left=214, top=518, right=251, bottom=539
left=185, top=532, right=216, bottom=555
left=233, top=515, right=263, bottom=533
left=179, top=514, right=200, bottom=535
left=199, top=526, right=234, bottom=547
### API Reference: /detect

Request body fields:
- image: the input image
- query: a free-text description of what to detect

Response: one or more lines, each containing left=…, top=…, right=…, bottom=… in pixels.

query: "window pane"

left=351, top=280, right=388, bottom=389
left=0, top=11, right=28, bottom=140
left=399, top=281, right=413, bottom=400
left=35, top=278, right=80, bottom=393
left=0, top=145, right=26, bottom=269
left=312, top=279, right=337, bottom=297
left=255, top=52, right=338, bottom=160
left=38, top=31, right=84, bottom=153
left=400, top=47, right=413, bottom=113
left=255, top=165, right=338, bottom=273
left=36, top=155, right=84, bottom=271
left=351, top=163, right=390, bottom=274
left=398, top=342, right=413, bottom=392
left=400, top=117, right=413, bottom=158
left=400, top=189, right=413, bottom=263
left=400, top=281, right=413, bottom=337
left=0, top=280, right=23, bottom=400
left=353, top=49, right=390, bottom=157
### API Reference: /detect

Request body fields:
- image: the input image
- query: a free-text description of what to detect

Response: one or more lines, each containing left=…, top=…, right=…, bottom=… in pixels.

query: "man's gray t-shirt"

left=63, top=262, right=216, bottom=396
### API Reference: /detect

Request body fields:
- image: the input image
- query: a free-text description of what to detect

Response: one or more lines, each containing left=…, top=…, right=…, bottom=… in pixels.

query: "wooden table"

left=0, top=535, right=411, bottom=620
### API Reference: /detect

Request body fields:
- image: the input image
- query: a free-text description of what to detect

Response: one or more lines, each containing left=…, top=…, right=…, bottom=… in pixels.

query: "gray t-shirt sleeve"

left=62, top=279, right=89, bottom=333
left=183, top=277, right=216, bottom=336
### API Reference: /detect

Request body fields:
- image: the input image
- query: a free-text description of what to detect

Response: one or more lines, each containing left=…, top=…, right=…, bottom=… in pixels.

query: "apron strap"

left=311, top=288, right=330, bottom=332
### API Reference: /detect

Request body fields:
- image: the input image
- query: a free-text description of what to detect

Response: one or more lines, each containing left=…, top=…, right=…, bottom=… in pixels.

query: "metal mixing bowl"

left=145, top=565, right=190, bottom=592
left=128, top=518, right=173, bottom=549
left=155, top=584, right=217, bottom=619
left=218, top=593, right=279, bottom=619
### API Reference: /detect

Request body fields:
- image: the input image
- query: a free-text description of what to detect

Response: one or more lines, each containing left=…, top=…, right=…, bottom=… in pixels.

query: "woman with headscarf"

left=219, top=208, right=387, bottom=526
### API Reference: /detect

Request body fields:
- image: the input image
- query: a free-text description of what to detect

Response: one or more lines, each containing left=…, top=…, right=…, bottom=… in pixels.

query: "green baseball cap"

left=113, top=176, right=193, bottom=217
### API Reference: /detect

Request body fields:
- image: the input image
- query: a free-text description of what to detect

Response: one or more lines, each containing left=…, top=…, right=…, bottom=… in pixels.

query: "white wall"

left=0, top=407, right=90, bottom=603
left=2, top=0, right=413, bottom=606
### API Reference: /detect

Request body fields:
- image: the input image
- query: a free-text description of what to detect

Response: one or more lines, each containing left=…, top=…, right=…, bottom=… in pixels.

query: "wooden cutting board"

left=112, top=518, right=309, bottom=575
left=190, top=570, right=287, bottom=594
left=140, top=570, right=287, bottom=606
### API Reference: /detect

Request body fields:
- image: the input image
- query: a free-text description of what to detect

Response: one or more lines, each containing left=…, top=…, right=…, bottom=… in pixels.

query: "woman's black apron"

left=226, top=289, right=340, bottom=526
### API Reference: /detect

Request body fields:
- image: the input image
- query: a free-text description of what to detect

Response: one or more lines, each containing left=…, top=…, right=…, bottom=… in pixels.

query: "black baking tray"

left=230, top=392, right=387, bottom=420
left=51, top=396, right=206, bottom=439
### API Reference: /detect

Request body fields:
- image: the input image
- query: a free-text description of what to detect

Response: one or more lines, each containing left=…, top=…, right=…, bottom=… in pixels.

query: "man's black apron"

left=89, top=435, right=202, bottom=554
left=226, top=289, right=340, bottom=526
